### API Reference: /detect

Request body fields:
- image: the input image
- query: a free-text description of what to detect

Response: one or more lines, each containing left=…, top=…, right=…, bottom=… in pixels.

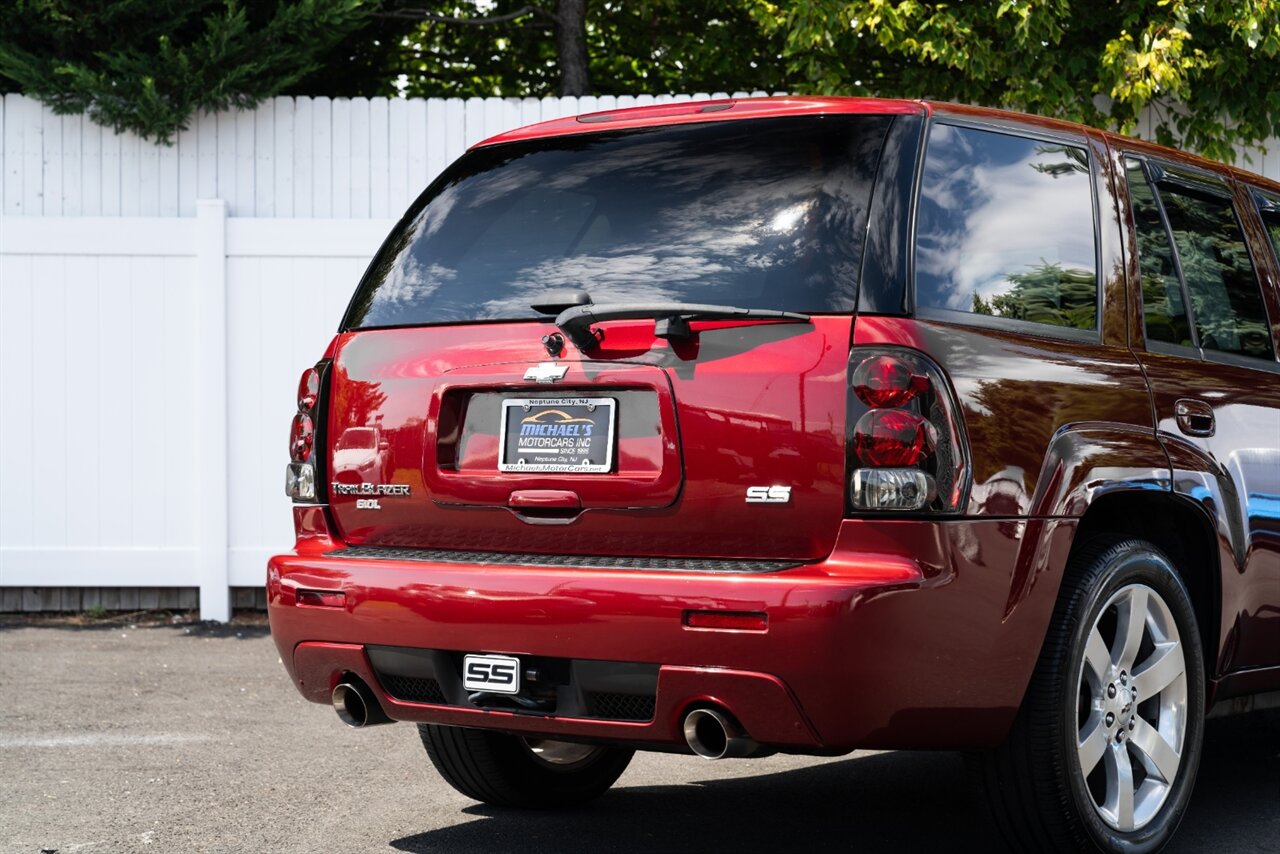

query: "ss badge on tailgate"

left=746, top=486, right=792, bottom=504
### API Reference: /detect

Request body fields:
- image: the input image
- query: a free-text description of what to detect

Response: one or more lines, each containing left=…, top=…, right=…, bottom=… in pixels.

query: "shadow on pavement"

left=394, top=748, right=992, bottom=854
left=391, top=714, right=1279, bottom=854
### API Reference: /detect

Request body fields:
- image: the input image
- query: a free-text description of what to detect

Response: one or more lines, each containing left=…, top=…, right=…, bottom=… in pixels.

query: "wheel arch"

left=1067, top=490, right=1224, bottom=685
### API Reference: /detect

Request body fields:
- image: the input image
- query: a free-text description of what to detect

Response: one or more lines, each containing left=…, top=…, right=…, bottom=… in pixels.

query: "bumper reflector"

left=683, top=611, right=768, bottom=632
left=297, top=589, right=346, bottom=608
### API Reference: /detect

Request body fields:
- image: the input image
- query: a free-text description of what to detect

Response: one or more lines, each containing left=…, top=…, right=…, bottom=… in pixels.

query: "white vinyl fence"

left=0, top=92, right=756, bottom=620
left=2, top=92, right=1278, bottom=620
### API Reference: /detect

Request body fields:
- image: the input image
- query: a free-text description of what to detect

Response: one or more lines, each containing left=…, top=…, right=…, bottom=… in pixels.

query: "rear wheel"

left=417, top=724, right=633, bottom=808
left=971, top=537, right=1205, bottom=853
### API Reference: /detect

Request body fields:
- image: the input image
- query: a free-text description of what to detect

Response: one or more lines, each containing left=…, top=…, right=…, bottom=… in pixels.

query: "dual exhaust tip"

left=332, top=679, right=391, bottom=728
left=682, top=706, right=761, bottom=760
left=334, top=678, right=760, bottom=760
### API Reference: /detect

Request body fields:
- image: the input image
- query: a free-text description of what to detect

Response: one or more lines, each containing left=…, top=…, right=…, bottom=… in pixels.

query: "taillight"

left=846, top=348, right=968, bottom=513
left=286, top=363, right=326, bottom=503
left=298, top=368, right=320, bottom=411
left=852, top=409, right=934, bottom=467
left=289, top=413, right=314, bottom=462
left=851, top=354, right=930, bottom=408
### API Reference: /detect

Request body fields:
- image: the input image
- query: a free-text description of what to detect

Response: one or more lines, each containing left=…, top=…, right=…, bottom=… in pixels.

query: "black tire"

left=417, top=724, right=633, bottom=808
left=970, top=537, right=1206, bottom=853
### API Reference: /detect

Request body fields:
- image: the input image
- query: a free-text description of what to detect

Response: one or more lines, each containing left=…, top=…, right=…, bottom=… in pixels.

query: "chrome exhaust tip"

left=682, top=707, right=759, bottom=760
left=332, top=680, right=391, bottom=728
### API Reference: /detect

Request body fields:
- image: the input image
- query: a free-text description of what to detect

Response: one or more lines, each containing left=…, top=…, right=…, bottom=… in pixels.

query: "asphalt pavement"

left=1, top=622, right=1276, bottom=853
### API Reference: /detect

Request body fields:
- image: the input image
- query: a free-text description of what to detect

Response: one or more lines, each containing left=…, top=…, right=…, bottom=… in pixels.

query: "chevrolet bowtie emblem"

left=523, top=362, right=569, bottom=383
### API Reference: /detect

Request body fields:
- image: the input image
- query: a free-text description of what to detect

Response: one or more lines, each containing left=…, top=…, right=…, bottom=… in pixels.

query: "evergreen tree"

left=0, top=0, right=368, bottom=143
left=972, top=262, right=1097, bottom=330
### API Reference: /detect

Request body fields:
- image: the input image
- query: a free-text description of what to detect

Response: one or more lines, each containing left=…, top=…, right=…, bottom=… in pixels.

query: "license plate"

left=498, top=397, right=616, bottom=473
left=462, top=654, right=521, bottom=694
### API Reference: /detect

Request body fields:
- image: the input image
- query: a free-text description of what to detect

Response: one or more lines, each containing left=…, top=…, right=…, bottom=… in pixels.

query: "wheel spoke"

left=1104, top=741, right=1136, bottom=832
left=1130, top=716, right=1181, bottom=784
left=1078, top=714, right=1108, bottom=776
left=1084, top=626, right=1111, bottom=684
left=1132, top=641, right=1185, bottom=702
left=1112, top=587, right=1148, bottom=673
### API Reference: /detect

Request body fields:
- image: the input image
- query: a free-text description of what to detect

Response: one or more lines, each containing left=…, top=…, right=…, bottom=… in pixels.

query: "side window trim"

left=1247, top=187, right=1280, bottom=363
left=1144, top=160, right=1234, bottom=201
left=1163, top=168, right=1278, bottom=365
left=1130, top=153, right=1277, bottom=365
left=1254, top=189, right=1280, bottom=216
left=1128, top=155, right=1203, bottom=351
left=910, top=116, right=1103, bottom=340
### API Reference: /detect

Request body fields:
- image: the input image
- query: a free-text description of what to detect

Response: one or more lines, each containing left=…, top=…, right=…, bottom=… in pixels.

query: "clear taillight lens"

left=286, top=462, right=316, bottom=501
left=846, top=348, right=968, bottom=513
left=850, top=469, right=934, bottom=510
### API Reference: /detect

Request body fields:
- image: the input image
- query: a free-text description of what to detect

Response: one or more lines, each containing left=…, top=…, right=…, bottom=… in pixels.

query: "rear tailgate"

left=327, top=316, right=851, bottom=560
left=324, top=108, right=920, bottom=562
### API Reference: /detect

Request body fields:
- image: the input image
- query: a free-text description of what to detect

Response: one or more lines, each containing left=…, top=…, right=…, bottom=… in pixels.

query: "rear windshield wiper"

left=555, top=302, right=811, bottom=351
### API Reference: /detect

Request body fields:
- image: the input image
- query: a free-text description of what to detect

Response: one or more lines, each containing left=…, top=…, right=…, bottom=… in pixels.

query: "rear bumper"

left=268, top=517, right=1077, bottom=752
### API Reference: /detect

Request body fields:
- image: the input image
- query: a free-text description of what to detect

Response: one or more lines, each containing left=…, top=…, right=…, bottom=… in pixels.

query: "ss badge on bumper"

left=462, top=654, right=521, bottom=694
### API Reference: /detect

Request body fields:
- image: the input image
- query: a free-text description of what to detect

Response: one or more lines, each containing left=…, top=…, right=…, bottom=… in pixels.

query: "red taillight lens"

left=851, top=354, right=929, bottom=408
left=846, top=347, right=968, bottom=513
left=298, top=368, right=320, bottom=412
left=289, top=413, right=314, bottom=462
left=853, top=409, right=933, bottom=466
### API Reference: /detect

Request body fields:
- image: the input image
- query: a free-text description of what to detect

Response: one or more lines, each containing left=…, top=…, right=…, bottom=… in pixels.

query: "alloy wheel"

left=1076, top=583, right=1189, bottom=832
left=520, top=737, right=603, bottom=768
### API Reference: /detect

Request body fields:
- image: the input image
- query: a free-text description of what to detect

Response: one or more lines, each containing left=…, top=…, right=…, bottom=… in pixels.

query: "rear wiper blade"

left=555, top=302, right=811, bottom=351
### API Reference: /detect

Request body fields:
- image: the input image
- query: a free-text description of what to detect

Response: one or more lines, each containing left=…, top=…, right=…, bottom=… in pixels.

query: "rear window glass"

left=914, top=123, right=1098, bottom=331
left=343, top=116, right=894, bottom=329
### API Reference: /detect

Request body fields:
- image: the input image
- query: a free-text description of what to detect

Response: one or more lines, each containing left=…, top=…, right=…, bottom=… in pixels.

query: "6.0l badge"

left=332, top=481, right=410, bottom=510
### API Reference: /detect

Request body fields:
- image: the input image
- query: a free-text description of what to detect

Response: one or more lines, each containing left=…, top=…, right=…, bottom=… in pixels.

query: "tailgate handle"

left=507, top=489, right=583, bottom=526
left=507, top=490, right=582, bottom=510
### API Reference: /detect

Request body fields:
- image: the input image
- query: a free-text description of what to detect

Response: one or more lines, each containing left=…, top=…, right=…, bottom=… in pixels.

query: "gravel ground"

left=1, top=623, right=1276, bottom=853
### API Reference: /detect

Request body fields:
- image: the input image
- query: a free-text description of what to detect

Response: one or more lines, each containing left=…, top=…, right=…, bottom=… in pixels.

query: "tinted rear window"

left=343, top=116, right=895, bottom=329
left=1158, top=185, right=1273, bottom=359
left=914, top=123, right=1098, bottom=331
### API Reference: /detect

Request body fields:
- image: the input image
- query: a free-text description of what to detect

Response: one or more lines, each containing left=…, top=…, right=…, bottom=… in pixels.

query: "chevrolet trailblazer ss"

left=271, top=98, right=1280, bottom=853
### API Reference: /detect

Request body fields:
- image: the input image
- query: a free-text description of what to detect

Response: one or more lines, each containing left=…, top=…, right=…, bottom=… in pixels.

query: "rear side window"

left=1125, top=160, right=1194, bottom=347
left=914, top=123, right=1098, bottom=331
left=343, top=115, right=895, bottom=329
left=1159, top=187, right=1272, bottom=359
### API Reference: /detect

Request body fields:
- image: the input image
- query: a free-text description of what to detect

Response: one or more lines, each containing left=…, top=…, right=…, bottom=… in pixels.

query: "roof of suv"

left=473, top=95, right=1280, bottom=196
left=474, top=96, right=927, bottom=147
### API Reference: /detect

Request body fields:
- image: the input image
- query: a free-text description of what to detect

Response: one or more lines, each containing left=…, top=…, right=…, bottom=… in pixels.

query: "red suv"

left=270, top=98, right=1280, bottom=853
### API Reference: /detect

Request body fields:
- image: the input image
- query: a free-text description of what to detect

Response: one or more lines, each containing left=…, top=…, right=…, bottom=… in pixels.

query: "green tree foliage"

left=295, top=1, right=793, bottom=99
left=0, top=0, right=368, bottom=142
left=972, top=263, right=1098, bottom=330
left=7, top=1, right=1280, bottom=160
left=749, top=0, right=1280, bottom=161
